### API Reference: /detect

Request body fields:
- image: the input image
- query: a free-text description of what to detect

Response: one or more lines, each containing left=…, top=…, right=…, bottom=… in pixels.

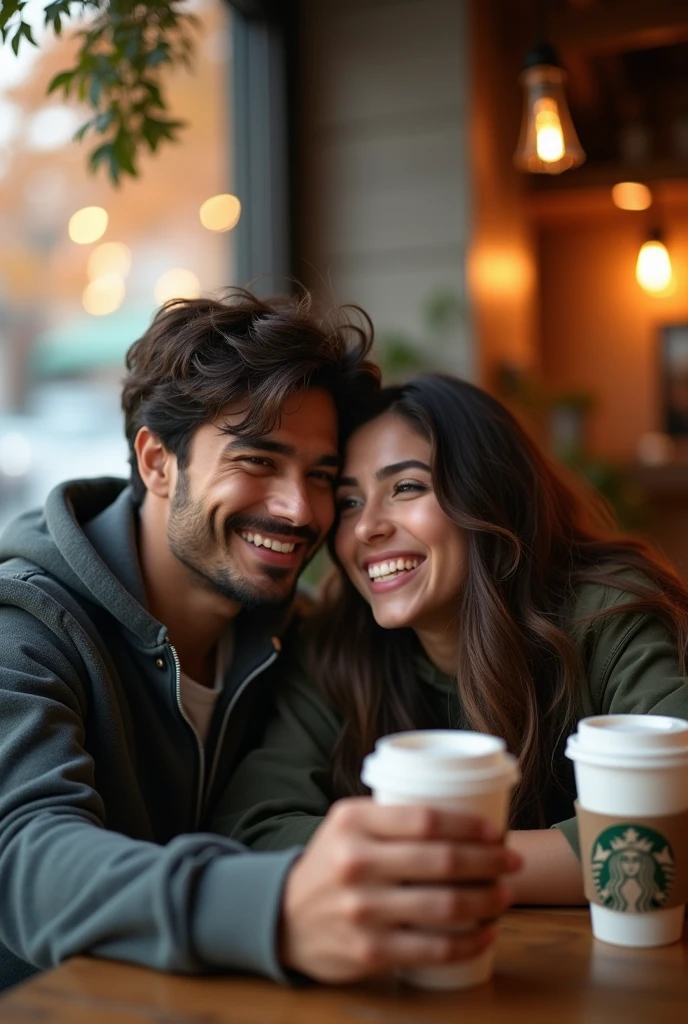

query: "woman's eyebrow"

left=336, top=460, right=431, bottom=489
left=376, top=460, right=431, bottom=481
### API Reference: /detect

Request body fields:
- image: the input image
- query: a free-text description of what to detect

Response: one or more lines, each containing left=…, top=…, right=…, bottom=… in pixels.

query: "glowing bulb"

left=68, top=206, right=108, bottom=245
left=83, top=274, right=125, bottom=315
left=199, top=193, right=241, bottom=232
left=636, top=240, right=672, bottom=294
left=513, top=47, right=585, bottom=175
left=534, top=99, right=565, bottom=163
left=88, top=242, right=131, bottom=281
left=612, top=182, right=652, bottom=212
left=154, top=268, right=201, bottom=305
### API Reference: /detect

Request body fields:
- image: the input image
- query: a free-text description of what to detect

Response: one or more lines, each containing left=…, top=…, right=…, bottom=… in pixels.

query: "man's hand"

left=279, top=797, right=522, bottom=983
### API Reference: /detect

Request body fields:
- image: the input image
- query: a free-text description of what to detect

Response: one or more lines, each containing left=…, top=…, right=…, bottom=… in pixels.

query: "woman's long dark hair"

left=306, top=374, right=688, bottom=828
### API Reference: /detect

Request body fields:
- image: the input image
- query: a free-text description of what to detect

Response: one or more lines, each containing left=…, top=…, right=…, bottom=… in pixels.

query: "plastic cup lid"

left=361, top=730, right=520, bottom=794
left=566, top=714, right=688, bottom=767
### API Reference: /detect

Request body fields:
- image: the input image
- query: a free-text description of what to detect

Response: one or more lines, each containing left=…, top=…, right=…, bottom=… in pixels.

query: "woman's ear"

left=134, top=427, right=175, bottom=499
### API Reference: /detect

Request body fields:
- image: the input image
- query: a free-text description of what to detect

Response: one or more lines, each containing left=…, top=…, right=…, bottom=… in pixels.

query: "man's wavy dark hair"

left=121, top=287, right=380, bottom=503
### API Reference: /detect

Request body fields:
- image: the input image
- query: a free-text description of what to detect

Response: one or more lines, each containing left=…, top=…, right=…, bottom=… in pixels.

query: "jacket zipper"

left=204, top=649, right=278, bottom=814
left=169, top=641, right=205, bottom=829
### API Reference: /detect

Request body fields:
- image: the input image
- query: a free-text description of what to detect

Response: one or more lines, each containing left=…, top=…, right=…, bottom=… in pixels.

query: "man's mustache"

left=225, top=515, right=319, bottom=547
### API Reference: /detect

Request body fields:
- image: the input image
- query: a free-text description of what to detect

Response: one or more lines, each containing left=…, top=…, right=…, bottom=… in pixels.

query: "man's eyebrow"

left=223, top=437, right=295, bottom=457
left=336, top=460, right=431, bottom=488
left=223, top=437, right=340, bottom=467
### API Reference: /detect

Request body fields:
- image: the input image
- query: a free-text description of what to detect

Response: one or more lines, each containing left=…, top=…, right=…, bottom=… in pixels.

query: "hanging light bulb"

left=636, top=230, right=673, bottom=294
left=514, top=44, right=585, bottom=175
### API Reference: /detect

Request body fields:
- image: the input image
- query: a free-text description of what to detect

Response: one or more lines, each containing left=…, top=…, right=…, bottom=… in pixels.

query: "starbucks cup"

left=566, top=714, right=688, bottom=948
left=361, top=730, right=520, bottom=990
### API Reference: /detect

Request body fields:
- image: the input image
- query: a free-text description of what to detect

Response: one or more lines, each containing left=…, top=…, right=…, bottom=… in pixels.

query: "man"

left=0, top=289, right=517, bottom=991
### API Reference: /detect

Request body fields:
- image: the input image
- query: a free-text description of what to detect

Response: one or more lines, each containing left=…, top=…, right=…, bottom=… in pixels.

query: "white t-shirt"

left=178, top=626, right=235, bottom=744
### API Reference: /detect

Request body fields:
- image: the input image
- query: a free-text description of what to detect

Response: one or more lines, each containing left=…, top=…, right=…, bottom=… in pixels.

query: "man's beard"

left=167, top=470, right=317, bottom=610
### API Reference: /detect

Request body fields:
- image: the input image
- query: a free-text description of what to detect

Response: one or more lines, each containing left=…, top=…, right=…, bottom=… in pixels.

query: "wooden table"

left=1, top=909, right=687, bottom=1024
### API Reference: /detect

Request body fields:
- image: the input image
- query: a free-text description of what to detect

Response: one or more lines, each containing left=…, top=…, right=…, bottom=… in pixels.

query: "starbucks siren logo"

left=591, top=825, right=675, bottom=913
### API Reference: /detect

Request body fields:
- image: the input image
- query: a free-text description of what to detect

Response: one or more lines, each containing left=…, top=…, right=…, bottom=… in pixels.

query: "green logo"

left=591, top=825, right=675, bottom=913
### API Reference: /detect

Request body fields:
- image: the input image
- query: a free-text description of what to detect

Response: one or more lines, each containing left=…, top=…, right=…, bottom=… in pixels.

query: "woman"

left=214, top=374, right=688, bottom=903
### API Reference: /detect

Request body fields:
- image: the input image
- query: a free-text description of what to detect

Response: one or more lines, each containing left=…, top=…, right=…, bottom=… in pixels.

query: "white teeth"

left=367, top=558, right=420, bottom=580
left=239, top=531, right=295, bottom=554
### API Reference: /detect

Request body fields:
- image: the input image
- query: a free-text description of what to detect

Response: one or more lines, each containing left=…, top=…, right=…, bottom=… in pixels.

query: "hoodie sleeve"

left=0, top=605, right=299, bottom=982
left=210, top=646, right=340, bottom=850
left=551, top=588, right=688, bottom=857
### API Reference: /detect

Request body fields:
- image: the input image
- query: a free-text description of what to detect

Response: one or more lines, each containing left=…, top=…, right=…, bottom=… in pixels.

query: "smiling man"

left=0, top=290, right=378, bottom=990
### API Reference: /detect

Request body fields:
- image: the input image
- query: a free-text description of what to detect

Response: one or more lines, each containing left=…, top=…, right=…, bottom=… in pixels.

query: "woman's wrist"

left=506, top=829, right=586, bottom=905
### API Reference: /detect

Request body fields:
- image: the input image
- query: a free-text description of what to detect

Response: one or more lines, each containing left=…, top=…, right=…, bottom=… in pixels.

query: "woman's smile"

left=363, top=552, right=425, bottom=590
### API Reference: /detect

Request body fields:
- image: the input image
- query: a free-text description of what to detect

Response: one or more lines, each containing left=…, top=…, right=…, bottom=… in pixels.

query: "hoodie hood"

left=0, top=478, right=165, bottom=647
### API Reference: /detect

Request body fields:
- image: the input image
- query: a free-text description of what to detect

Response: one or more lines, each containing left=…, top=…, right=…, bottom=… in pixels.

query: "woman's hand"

left=278, top=797, right=522, bottom=983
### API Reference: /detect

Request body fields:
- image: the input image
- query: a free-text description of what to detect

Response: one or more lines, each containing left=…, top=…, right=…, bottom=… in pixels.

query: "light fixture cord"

left=533, top=0, right=549, bottom=46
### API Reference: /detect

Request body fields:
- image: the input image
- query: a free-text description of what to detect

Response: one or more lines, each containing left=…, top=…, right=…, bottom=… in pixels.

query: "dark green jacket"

left=0, top=479, right=300, bottom=991
left=212, top=578, right=688, bottom=855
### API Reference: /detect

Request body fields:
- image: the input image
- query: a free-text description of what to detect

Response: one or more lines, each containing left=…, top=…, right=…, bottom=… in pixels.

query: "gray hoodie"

left=0, top=478, right=300, bottom=990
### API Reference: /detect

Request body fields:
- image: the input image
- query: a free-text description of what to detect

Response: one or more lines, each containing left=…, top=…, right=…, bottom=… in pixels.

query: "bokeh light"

left=611, top=182, right=652, bottom=211
left=199, top=193, right=241, bottom=232
left=154, top=268, right=201, bottom=305
left=83, top=274, right=126, bottom=315
left=87, top=242, right=132, bottom=281
left=69, top=206, right=109, bottom=245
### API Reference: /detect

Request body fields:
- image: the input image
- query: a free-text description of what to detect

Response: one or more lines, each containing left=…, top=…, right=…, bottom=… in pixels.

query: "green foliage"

left=376, top=289, right=465, bottom=381
left=0, top=1, right=198, bottom=184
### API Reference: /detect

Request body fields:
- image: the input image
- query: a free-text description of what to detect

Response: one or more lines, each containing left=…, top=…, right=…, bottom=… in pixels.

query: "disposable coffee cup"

left=566, top=714, right=688, bottom=948
left=361, top=730, right=520, bottom=991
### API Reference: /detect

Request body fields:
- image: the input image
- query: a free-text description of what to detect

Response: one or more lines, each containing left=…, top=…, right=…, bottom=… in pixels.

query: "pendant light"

left=636, top=229, right=673, bottom=295
left=513, top=2, right=585, bottom=175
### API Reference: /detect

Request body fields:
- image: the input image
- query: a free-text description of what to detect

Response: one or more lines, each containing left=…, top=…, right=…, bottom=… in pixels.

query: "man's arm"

left=0, top=606, right=299, bottom=982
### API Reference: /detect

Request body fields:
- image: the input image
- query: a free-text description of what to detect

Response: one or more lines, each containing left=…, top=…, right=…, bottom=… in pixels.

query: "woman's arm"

left=507, top=830, right=585, bottom=904
left=210, top=650, right=339, bottom=849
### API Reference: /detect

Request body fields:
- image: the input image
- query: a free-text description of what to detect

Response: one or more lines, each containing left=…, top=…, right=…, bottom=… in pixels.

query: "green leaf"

left=73, top=118, right=94, bottom=142
left=20, top=20, right=36, bottom=45
left=89, top=141, right=113, bottom=173
left=141, top=115, right=185, bottom=152
left=89, top=74, right=103, bottom=107
left=0, top=1, right=25, bottom=34
left=47, top=69, right=75, bottom=95
left=93, top=110, right=114, bottom=133
left=145, top=43, right=170, bottom=69
left=113, top=129, right=137, bottom=177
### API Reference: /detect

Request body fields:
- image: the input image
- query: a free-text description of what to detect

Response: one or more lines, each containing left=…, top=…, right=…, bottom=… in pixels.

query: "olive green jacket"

left=212, top=578, right=688, bottom=856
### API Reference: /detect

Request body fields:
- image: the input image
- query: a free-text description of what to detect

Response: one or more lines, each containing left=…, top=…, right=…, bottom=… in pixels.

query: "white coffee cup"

left=361, top=729, right=520, bottom=990
left=566, top=714, right=688, bottom=948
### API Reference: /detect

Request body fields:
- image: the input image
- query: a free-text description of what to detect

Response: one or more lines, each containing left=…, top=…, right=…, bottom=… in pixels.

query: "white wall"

left=297, top=0, right=474, bottom=378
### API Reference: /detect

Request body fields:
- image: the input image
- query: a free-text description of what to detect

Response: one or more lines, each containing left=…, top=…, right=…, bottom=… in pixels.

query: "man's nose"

left=266, top=478, right=314, bottom=526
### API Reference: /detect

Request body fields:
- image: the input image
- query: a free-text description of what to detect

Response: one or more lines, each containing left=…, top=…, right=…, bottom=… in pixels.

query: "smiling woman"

left=215, top=372, right=688, bottom=907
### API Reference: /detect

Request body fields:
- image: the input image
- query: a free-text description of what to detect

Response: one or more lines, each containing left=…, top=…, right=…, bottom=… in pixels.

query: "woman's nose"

left=353, top=508, right=394, bottom=544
